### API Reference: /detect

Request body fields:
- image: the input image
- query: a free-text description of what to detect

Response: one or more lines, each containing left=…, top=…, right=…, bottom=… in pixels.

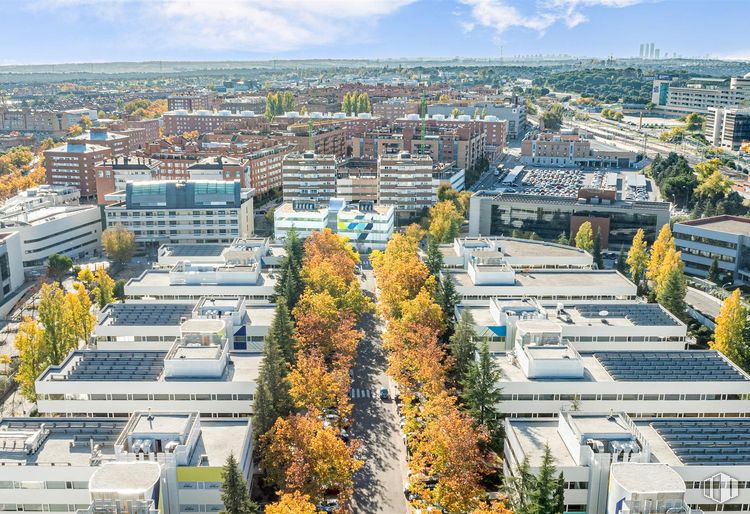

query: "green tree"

left=424, top=237, right=444, bottom=277
left=592, top=229, right=604, bottom=269
left=532, top=445, right=558, bottom=514
left=252, top=330, right=292, bottom=445
left=220, top=453, right=257, bottom=514
left=450, top=309, right=478, bottom=381
left=282, top=91, right=294, bottom=112
left=574, top=221, right=593, bottom=252
left=540, top=104, right=564, bottom=131
left=656, top=268, right=687, bottom=320
left=462, top=340, right=503, bottom=447
left=274, top=256, right=303, bottom=310
left=553, top=472, right=565, bottom=514
left=265, top=92, right=278, bottom=120
left=616, top=248, right=628, bottom=275
left=710, top=289, right=749, bottom=370
left=685, top=112, right=705, bottom=131
left=451, top=107, right=461, bottom=118
left=436, top=273, right=459, bottom=326
left=269, top=298, right=296, bottom=364
left=707, top=258, right=720, bottom=284
left=626, top=228, right=649, bottom=285
left=555, top=232, right=569, bottom=246
left=113, top=279, right=126, bottom=301
left=47, top=253, right=73, bottom=281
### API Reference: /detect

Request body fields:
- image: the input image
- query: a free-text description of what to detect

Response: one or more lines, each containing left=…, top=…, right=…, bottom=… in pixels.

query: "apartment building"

left=336, top=158, right=378, bottom=203
left=95, top=156, right=160, bottom=204
left=372, top=97, right=420, bottom=119
left=0, top=186, right=102, bottom=269
left=673, top=215, right=750, bottom=285
left=69, top=127, right=129, bottom=157
left=705, top=107, right=750, bottom=151
left=219, top=95, right=266, bottom=114
left=162, top=110, right=265, bottom=135
left=245, top=144, right=293, bottom=195
left=148, top=152, right=200, bottom=181
left=521, top=131, right=638, bottom=168
left=398, top=113, right=505, bottom=160
left=652, top=74, right=750, bottom=115
left=377, top=151, right=434, bottom=218
left=101, top=118, right=160, bottom=152
left=186, top=156, right=249, bottom=187
left=427, top=99, right=525, bottom=139
left=506, top=410, right=750, bottom=513
left=0, top=107, right=96, bottom=136
left=103, top=180, right=253, bottom=246
left=44, top=142, right=113, bottom=199
left=167, top=92, right=214, bottom=112
left=0, top=411, right=252, bottom=514
left=281, top=123, right=349, bottom=156
left=281, top=152, right=337, bottom=203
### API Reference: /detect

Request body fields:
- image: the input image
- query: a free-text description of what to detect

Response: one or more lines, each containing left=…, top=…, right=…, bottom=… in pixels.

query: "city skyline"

left=1, top=0, right=749, bottom=65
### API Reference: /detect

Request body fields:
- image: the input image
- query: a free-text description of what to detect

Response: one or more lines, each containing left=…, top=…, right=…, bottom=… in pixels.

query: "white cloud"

left=30, top=0, right=416, bottom=53
left=459, top=0, right=648, bottom=37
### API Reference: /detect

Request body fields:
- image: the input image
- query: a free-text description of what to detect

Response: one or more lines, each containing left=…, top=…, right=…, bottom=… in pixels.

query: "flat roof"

left=245, top=304, right=276, bottom=326
left=610, top=463, right=686, bottom=494
left=678, top=215, right=750, bottom=237
left=190, top=419, right=251, bottom=466
left=0, top=205, right=97, bottom=226
left=0, top=418, right=125, bottom=466
left=162, top=244, right=226, bottom=257
left=554, top=302, right=682, bottom=327
left=594, top=350, right=747, bottom=382
left=451, top=269, right=633, bottom=290
left=507, top=420, right=577, bottom=467
left=498, top=240, right=588, bottom=258
left=644, top=418, right=750, bottom=466
left=132, top=413, right=192, bottom=435
left=89, top=462, right=161, bottom=494
left=126, top=270, right=277, bottom=289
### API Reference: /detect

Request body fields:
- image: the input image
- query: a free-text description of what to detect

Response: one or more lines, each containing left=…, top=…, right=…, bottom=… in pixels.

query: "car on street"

left=379, top=387, right=389, bottom=400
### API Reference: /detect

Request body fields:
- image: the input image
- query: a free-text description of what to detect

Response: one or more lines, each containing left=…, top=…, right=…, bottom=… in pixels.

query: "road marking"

left=350, top=388, right=373, bottom=399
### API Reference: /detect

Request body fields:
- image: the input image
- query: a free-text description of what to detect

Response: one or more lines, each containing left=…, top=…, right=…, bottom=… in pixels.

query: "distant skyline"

left=1, top=0, right=749, bottom=65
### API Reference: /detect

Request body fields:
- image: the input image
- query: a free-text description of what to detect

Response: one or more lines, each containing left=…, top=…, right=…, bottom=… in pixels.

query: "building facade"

left=377, top=152, right=434, bottom=218
left=281, top=152, right=337, bottom=203
left=705, top=107, right=750, bottom=151
left=44, top=143, right=113, bottom=199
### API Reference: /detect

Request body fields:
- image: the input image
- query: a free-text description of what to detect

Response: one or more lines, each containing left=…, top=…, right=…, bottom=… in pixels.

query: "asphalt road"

left=685, top=286, right=723, bottom=319
left=350, top=267, right=409, bottom=514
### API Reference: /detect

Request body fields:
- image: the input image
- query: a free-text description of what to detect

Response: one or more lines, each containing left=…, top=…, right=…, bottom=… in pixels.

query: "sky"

left=0, top=0, right=749, bottom=64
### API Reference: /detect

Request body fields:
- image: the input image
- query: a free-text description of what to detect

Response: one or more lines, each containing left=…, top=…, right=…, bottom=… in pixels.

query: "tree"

left=462, top=340, right=503, bottom=450
left=626, top=228, right=648, bottom=285
left=450, top=309, right=478, bottom=381
left=288, top=349, right=343, bottom=413
left=540, top=104, right=564, bottom=131
left=220, top=453, right=257, bottom=514
left=616, top=247, right=627, bottom=275
left=101, top=225, right=135, bottom=268
left=265, top=492, right=318, bottom=514
left=647, top=224, right=674, bottom=284
left=707, top=258, right=720, bottom=284
left=592, top=229, right=604, bottom=269
left=424, top=237, right=444, bottom=277
left=275, top=256, right=303, bottom=310
left=38, top=282, right=76, bottom=364
left=710, top=289, right=749, bottom=370
left=429, top=200, right=463, bottom=243
left=252, top=330, right=292, bottom=445
left=270, top=298, right=295, bottom=364
left=553, top=472, right=566, bottom=514
left=685, top=112, right=705, bottom=131
left=14, top=318, right=46, bottom=401
left=93, top=267, right=115, bottom=308
left=555, top=232, right=569, bottom=246
left=265, top=92, right=279, bottom=120
left=451, top=107, right=461, bottom=118
left=531, top=445, right=559, bottom=514
left=282, top=91, right=295, bottom=112
left=66, top=283, right=95, bottom=344
left=656, top=268, right=687, bottom=320
left=574, top=221, right=593, bottom=252
left=47, top=253, right=73, bottom=281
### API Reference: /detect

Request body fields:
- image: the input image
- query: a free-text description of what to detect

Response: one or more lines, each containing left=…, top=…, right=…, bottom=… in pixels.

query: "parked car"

left=379, top=387, right=389, bottom=400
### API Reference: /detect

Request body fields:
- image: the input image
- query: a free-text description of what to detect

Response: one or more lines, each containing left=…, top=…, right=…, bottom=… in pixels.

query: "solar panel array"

left=651, top=419, right=750, bottom=465
left=67, top=351, right=166, bottom=381
left=594, top=351, right=746, bottom=382
left=572, top=303, right=679, bottom=326
left=108, top=303, right=195, bottom=326
left=166, top=244, right=225, bottom=257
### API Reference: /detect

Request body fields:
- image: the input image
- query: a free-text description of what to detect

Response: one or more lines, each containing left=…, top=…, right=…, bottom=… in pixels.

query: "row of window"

left=0, top=505, right=91, bottom=512
left=38, top=393, right=253, bottom=401
left=501, top=393, right=748, bottom=402
left=0, top=482, right=87, bottom=490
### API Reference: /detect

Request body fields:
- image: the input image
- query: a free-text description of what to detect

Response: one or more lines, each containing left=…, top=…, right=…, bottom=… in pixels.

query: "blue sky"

left=1, top=0, right=748, bottom=64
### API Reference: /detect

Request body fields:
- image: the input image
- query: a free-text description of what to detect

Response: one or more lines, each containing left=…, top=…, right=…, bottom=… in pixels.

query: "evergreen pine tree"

left=532, top=445, right=558, bottom=514
left=707, top=258, right=720, bottom=284
left=220, top=453, right=257, bottom=514
left=285, top=228, right=304, bottom=267
left=450, top=309, right=478, bottom=381
left=616, top=247, right=627, bottom=275
left=462, top=339, right=504, bottom=450
left=657, top=268, right=687, bottom=320
left=437, top=273, right=459, bottom=325
left=555, top=232, right=569, bottom=246
left=269, top=298, right=296, bottom=364
left=274, top=257, right=303, bottom=310
left=593, top=229, right=604, bottom=269
left=553, top=472, right=566, bottom=514
left=252, top=332, right=292, bottom=445
left=424, top=237, right=443, bottom=277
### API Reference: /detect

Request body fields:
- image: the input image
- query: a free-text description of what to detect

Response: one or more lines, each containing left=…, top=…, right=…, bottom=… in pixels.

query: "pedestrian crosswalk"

left=350, top=388, right=374, bottom=399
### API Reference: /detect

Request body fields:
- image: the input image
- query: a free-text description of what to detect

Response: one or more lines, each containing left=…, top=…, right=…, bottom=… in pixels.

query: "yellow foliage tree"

left=265, top=492, right=318, bottom=514
left=710, top=289, right=749, bottom=370
left=14, top=318, right=46, bottom=401
left=429, top=200, right=464, bottom=243
left=626, top=228, right=649, bottom=284
left=655, top=247, right=684, bottom=297
left=101, top=224, right=136, bottom=267
left=574, top=221, right=593, bottom=252
left=647, top=224, right=674, bottom=283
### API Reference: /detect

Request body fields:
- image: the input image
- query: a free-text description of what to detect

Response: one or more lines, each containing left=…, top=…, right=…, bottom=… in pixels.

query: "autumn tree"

left=574, top=221, right=593, bottom=252
left=657, top=268, right=687, bottom=320
left=66, top=283, right=95, bottom=344
left=429, top=200, right=463, bottom=243
left=262, top=414, right=363, bottom=505
left=92, top=266, right=115, bottom=308
left=265, top=492, right=318, bottom=514
left=14, top=318, right=46, bottom=401
left=220, top=453, right=257, bottom=514
left=38, top=282, right=76, bottom=364
left=288, top=349, right=345, bottom=414
left=101, top=224, right=136, bottom=269
left=647, top=224, right=674, bottom=284
left=710, top=289, right=749, bottom=370
left=626, top=228, right=648, bottom=285
left=371, top=232, right=430, bottom=319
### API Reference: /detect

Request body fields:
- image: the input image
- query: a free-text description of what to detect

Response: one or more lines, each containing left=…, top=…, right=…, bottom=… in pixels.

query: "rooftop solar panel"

left=594, top=351, right=746, bottom=382
left=651, top=419, right=750, bottom=465
left=67, top=351, right=166, bottom=381
left=108, top=303, right=195, bottom=326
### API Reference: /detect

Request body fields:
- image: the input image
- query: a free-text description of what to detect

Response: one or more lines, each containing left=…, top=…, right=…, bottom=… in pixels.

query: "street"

left=350, top=267, right=409, bottom=514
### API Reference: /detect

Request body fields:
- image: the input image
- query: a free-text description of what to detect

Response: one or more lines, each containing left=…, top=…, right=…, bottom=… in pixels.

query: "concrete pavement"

left=350, top=268, right=409, bottom=514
